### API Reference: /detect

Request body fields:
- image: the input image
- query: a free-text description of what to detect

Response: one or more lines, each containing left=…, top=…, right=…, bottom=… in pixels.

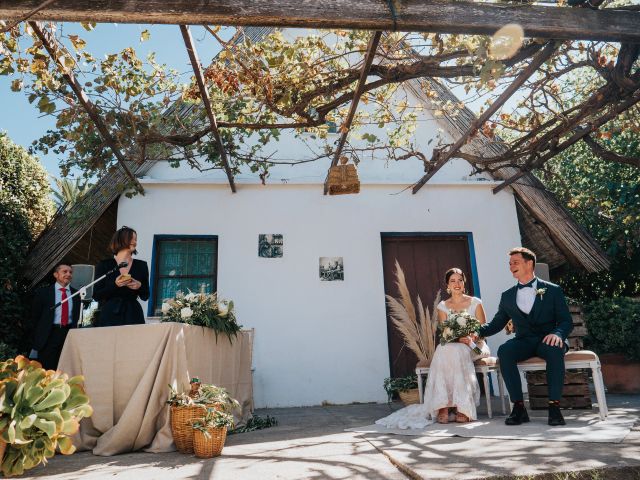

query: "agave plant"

left=0, top=356, right=93, bottom=477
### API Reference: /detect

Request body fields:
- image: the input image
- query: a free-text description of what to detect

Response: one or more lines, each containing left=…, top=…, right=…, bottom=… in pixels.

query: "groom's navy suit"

left=479, top=279, right=573, bottom=401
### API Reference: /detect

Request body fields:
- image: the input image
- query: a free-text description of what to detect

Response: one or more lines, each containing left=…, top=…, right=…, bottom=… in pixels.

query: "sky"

left=0, top=23, right=225, bottom=180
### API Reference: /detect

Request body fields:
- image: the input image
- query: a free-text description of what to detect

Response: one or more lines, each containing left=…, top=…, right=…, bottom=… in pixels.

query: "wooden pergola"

left=2, top=0, right=639, bottom=194
left=2, top=0, right=637, bottom=285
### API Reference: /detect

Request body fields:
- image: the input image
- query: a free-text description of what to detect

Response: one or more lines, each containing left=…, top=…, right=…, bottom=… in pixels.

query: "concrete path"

left=19, top=395, right=640, bottom=480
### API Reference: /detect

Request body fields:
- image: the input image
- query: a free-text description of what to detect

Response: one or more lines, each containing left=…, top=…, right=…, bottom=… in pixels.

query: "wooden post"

left=180, top=24, right=237, bottom=193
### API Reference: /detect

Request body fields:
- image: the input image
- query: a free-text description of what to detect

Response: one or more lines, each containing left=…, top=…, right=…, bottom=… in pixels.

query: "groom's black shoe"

left=505, top=403, right=530, bottom=425
left=548, top=405, right=566, bottom=426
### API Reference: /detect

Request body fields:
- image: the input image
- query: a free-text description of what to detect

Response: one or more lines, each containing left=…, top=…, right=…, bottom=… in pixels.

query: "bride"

left=376, top=267, right=490, bottom=429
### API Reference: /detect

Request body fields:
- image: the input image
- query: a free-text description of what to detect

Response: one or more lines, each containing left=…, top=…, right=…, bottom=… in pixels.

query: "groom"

left=477, top=247, right=573, bottom=426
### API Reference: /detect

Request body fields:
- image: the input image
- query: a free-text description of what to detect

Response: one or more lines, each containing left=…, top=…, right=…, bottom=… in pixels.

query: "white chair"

left=512, top=350, right=608, bottom=420
left=416, top=357, right=507, bottom=418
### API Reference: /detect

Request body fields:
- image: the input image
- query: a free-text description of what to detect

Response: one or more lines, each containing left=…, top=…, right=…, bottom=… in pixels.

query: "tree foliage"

left=541, top=117, right=640, bottom=302
left=0, top=17, right=637, bottom=186
left=0, top=133, right=54, bottom=356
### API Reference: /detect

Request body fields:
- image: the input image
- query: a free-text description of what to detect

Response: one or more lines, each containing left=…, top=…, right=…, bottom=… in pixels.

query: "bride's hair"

left=444, top=267, right=467, bottom=285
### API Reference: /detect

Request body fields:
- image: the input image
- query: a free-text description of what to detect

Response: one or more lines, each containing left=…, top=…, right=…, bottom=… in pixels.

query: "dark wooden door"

left=381, top=234, right=475, bottom=378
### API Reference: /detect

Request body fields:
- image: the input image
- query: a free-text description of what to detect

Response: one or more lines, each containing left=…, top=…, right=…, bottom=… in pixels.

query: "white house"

left=25, top=28, right=608, bottom=408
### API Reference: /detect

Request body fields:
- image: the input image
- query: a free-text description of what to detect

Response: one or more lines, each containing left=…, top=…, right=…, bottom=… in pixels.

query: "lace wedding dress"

left=376, top=297, right=491, bottom=429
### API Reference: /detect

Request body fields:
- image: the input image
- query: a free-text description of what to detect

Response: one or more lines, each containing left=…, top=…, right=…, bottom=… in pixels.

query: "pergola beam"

left=28, top=20, right=143, bottom=193
left=412, top=41, right=558, bottom=194
left=180, top=24, right=236, bottom=193
left=323, top=31, right=381, bottom=195
left=2, top=0, right=640, bottom=43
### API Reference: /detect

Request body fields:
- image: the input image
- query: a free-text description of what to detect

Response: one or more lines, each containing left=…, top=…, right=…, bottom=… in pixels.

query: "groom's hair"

left=509, top=247, right=536, bottom=266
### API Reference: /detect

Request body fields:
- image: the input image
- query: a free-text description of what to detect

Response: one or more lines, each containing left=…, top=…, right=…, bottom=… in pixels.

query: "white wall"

left=118, top=181, right=520, bottom=407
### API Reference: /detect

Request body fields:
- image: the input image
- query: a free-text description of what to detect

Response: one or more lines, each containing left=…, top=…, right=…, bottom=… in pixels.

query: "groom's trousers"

left=497, top=336, right=566, bottom=402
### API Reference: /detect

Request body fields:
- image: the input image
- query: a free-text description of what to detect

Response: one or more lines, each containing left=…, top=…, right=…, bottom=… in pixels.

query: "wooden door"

left=381, top=234, right=475, bottom=378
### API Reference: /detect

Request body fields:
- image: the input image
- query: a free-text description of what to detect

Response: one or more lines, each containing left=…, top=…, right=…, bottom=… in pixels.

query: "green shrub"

left=584, top=297, right=640, bottom=361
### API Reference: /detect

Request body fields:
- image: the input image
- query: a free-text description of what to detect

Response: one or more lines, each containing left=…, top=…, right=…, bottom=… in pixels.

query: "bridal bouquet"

left=161, top=291, right=241, bottom=342
left=439, top=311, right=482, bottom=354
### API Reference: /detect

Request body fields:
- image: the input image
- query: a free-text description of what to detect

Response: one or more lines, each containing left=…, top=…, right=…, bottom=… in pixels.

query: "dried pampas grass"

left=386, top=260, right=439, bottom=364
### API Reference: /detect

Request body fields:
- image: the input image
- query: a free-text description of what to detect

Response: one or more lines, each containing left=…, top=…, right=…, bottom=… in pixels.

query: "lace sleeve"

left=436, top=300, right=448, bottom=314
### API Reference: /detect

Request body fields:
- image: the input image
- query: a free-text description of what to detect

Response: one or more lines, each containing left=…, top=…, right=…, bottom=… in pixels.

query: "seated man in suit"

left=30, top=262, right=80, bottom=370
left=477, top=247, right=573, bottom=426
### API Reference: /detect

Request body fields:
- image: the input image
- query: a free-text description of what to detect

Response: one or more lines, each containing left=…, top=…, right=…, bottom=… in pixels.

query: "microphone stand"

left=51, top=263, right=126, bottom=326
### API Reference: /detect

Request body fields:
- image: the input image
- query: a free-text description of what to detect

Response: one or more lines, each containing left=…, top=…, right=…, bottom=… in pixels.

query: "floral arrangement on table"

left=385, top=261, right=439, bottom=366
left=0, top=356, right=93, bottom=477
left=161, top=291, right=241, bottom=342
left=439, top=311, right=483, bottom=355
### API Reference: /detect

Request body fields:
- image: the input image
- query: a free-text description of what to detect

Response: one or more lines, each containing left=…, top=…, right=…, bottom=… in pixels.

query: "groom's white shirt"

left=516, top=278, right=538, bottom=315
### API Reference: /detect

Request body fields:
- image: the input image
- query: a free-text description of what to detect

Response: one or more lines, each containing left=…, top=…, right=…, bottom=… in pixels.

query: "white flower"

left=536, top=287, right=547, bottom=299
left=217, top=303, right=228, bottom=317
left=442, top=327, right=453, bottom=338
left=185, top=292, right=198, bottom=302
left=456, top=316, right=467, bottom=327
left=161, top=302, right=171, bottom=314
left=180, top=307, right=193, bottom=319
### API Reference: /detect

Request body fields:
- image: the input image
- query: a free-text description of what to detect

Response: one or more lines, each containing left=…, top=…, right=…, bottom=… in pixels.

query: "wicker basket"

left=398, top=388, right=420, bottom=405
left=327, top=164, right=360, bottom=195
left=193, top=427, right=227, bottom=458
left=170, top=405, right=207, bottom=453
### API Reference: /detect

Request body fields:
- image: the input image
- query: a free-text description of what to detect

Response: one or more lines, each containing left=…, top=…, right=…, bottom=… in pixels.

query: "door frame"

left=380, top=232, right=481, bottom=297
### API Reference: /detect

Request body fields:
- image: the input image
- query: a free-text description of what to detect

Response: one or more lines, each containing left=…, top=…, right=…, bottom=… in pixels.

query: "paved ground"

left=20, top=395, right=640, bottom=480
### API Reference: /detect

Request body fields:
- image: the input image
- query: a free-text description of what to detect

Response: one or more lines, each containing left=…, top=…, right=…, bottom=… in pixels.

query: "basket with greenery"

left=191, top=408, right=235, bottom=458
left=0, top=356, right=93, bottom=477
left=584, top=297, right=640, bottom=361
left=167, top=380, right=240, bottom=454
left=383, top=374, right=419, bottom=403
left=161, top=291, right=241, bottom=342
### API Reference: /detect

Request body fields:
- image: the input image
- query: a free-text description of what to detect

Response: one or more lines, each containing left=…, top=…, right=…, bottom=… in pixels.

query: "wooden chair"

left=416, top=357, right=507, bottom=419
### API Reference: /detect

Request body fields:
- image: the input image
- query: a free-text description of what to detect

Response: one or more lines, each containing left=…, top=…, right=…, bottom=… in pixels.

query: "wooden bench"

left=506, top=350, right=609, bottom=421
left=416, top=357, right=507, bottom=419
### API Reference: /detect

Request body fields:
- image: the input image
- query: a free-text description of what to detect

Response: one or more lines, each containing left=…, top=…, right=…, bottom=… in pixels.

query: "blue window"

left=150, top=236, right=218, bottom=315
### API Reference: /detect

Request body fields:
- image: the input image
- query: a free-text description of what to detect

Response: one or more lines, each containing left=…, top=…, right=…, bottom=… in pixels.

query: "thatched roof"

left=414, top=77, right=609, bottom=271
left=23, top=28, right=609, bottom=288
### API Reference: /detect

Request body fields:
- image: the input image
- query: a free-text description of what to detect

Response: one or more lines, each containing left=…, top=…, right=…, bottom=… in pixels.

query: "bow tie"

left=517, top=279, right=536, bottom=289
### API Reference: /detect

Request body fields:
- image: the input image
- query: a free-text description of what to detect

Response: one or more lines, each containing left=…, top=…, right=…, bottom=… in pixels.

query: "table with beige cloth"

left=58, top=322, right=253, bottom=456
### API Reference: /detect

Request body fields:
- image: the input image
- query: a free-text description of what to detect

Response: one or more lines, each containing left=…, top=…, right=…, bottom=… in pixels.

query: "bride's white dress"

left=376, top=297, right=491, bottom=429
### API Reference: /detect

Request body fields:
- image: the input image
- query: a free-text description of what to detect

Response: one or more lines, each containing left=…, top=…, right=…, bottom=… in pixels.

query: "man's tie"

left=517, top=279, right=536, bottom=290
left=60, top=288, right=69, bottom=326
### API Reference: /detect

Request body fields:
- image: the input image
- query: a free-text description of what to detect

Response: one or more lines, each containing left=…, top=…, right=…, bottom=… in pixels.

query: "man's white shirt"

left=516, top=278, right=537, bottom=315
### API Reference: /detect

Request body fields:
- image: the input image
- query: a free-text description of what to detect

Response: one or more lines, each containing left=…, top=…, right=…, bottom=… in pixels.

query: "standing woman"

left=94, top=226, right=149, bottom=327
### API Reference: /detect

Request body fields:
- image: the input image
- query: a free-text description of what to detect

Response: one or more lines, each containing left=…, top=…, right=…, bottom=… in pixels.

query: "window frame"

left=148, top=234, right=219, bottom=316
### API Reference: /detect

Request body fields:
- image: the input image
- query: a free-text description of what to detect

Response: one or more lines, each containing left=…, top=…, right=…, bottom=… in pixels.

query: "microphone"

left=117, top=261, right=128, bottom=268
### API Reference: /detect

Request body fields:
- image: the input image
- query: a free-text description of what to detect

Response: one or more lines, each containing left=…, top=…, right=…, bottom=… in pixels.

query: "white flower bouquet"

left=439, top=311, right=482, bottom=354
left=161, top=291, right=241, bottom=342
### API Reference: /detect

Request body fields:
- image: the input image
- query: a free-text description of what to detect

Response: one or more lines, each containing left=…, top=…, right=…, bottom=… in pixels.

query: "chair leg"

left=483, top=371, right=492, bottom=418
left=497, top=369, right=507, bottom=414
left=591, top=364, right=608, bottom=420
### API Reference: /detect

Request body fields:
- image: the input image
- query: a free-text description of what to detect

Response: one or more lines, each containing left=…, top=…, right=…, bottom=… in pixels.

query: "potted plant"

left=167, top=379, right=240, bottom=454
left=0, top=356, right=93, bottom=477
left=383, top=375, right=419, bottom=405
left=191, top=408, right=235, bottom=458
left=161, top=292, right=241, bottom=343
left=584, top=297, right=640, bottom=393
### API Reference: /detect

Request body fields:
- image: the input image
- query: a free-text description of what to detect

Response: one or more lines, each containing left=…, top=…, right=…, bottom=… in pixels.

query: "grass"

left=486, top=466, right=640, bottom=480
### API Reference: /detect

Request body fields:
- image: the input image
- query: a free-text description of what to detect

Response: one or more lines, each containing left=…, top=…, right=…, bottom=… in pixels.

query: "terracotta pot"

left=600, top=353, right=640, bottom=394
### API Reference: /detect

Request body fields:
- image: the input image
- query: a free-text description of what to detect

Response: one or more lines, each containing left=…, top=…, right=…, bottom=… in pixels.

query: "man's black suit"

left=30, top=284, right=80, bottom=370
left=479, top=279, right=573, bottom=401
